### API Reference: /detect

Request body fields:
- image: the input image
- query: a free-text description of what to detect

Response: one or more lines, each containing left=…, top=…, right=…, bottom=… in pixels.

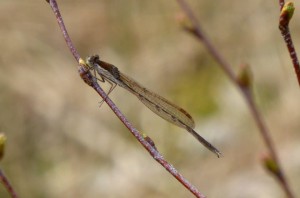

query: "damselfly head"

left=86, top=54, right=100, bottom=69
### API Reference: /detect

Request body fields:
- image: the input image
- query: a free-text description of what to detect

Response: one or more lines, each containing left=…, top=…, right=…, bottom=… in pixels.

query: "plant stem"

left=0, top=169, right=18, bottom=198
left=176, top=0, right=295, bottom=197
left=46, top=0, right=208, bottom=197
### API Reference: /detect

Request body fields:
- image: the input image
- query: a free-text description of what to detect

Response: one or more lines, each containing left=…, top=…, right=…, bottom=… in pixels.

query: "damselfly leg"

left=87, top=59, right=118, bottom=107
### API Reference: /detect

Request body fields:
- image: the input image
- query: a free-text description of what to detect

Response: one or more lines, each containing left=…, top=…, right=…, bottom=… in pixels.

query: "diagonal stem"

left=46, top=0, right=208, bottom=197
left=176, top=0, right=236, bottom=83
left=47, top=0, right=81, bottom=62
left=0, top=169, right=18, bottom=198
left=79, top=68, right=206, bottom=198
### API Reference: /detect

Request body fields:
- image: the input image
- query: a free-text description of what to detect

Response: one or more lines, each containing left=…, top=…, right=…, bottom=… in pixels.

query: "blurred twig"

left=0, top=134, right=18, bottom=198
left=45, top=0, right=207, bottom=197
left=279, top=0, right=285, bottom=9
left=176, top=0, right=295, bottom=198
left=278, top=2, right=300, bottom=86
left=0, top=170, right=18, bottom=198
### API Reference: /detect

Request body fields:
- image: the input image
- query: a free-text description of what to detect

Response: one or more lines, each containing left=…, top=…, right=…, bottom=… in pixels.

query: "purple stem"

left=46, top=0, right=207, bottom=197
left=0, top=169, right=18, bottom=198
left=176, top=0, right=295, bottom=198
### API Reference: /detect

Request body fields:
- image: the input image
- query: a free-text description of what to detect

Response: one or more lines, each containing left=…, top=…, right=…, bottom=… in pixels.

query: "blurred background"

left=0, top=0, right=300, bottom=197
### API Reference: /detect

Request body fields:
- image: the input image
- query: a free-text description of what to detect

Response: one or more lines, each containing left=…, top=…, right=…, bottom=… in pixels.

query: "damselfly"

left=86, top=55, right=221, bottom=157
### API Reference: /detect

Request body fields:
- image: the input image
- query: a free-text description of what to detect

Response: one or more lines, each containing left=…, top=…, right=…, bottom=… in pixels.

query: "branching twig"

left=176, top=0, right=295, bottom=198
left=46, top=0, right=207, bottom=197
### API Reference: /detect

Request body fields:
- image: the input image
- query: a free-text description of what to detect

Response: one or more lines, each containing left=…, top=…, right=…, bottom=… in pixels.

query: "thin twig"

left=79, top=67, right=206, bottom=198
left=278, top=2, right=300, bottom=86
left=0, top=169, right=18, bottom=198
left=47, top=0, right=80, bottom=62
left=176, top=0, right=295, bottom=198
left=176, top=0, right=236, bottom=83
left=46, top=0, right=207, bottom=197
left=279, top=0, right=285, bottom=10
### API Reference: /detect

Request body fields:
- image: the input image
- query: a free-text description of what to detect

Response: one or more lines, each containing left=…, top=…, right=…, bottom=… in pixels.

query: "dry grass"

left=0, top=1, right=299, bottom=197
